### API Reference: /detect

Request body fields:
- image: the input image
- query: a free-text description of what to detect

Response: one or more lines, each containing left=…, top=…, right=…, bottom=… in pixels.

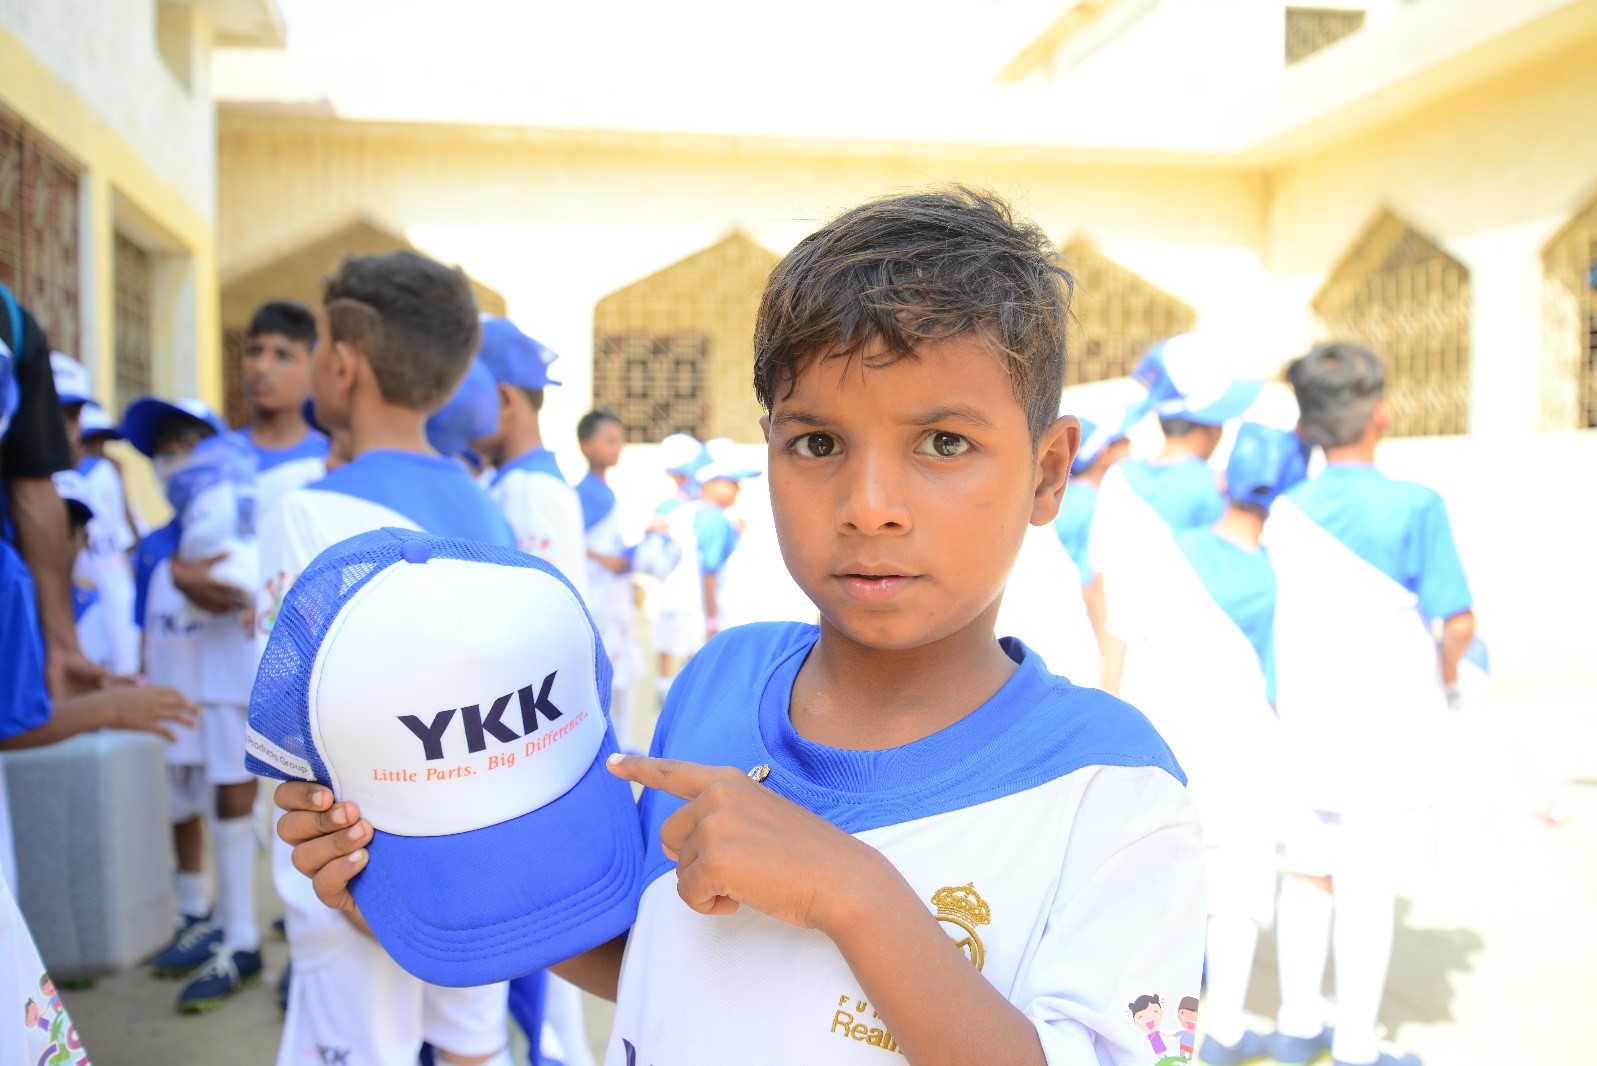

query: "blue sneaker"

left=1197, top=1030, right=1272, bottom=1065
left=1273, top=1028, right=1334, bottom=1064
left=176, top=945, right=262, bottom=1013
left=1332, top=1055, right=1421, bottom=1066
left=150, top=915, right=222, bottom=977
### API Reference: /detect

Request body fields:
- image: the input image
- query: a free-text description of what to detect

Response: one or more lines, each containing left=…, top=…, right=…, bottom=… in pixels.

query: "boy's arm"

left=1439, top=609, right=1475, bottom=687
left=701, top=571, right=719, bottom=635
left=0, top=685, right=197, bottom=750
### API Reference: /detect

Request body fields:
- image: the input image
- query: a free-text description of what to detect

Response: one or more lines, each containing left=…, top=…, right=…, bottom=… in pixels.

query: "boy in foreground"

left=277, top=189, right=1205, bottom=1065
left=257, top=252, right=517, bottom=1066
left=1264, top=344, right=1473, bottom=1066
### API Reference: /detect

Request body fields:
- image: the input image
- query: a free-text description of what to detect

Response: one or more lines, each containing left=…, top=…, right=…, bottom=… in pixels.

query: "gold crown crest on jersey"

left=931, top=883, right=990, bottom=971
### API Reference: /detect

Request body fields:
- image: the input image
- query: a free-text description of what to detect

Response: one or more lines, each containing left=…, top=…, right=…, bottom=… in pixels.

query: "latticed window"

left=593, top=234, right=779, bottom=443
left=1540, top=194, right=1597, bottom=430
left=1286, top=7, right=1366, bottom=64
left=1313, top=211, right=1471, bottom=437
left=114, top=233, right=154, bottom=410
left=0, top=111, right=80, bottom=359
left=1059, top=238, right=1196, bottom=387
left=222, top=328, right=249, bottom=428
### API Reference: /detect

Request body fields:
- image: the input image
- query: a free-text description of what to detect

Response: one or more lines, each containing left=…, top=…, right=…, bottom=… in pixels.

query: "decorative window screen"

left=1313, top=211, right=1471, bottom=437
left=222, top=328, right=249, bottom=428
left=1286, top=7, right=1365, bottom=64
left=115, top=233, right=154, bottom=410
left=0, top=111, right=80, bottom=359
left=593, top=234, right=779, bottom=443
left=1541, top=195, right=1597, bottom=430
left=1059, top=238, right=1196, bottom=387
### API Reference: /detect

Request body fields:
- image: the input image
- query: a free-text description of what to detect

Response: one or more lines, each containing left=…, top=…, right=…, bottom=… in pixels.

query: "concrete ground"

left=57, top=631, right=1597, bottom=1064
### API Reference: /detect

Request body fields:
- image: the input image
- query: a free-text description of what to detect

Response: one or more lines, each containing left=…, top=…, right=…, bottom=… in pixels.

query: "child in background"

left=123, top=397, right=264, bottom=1013
left=1052, top=404, right=1134, bottom=644
left=255, top=252, right=517, bottom=1066
left=237, top=301, right=328, bottom=519
left=1102, top=423, right=1308, bottom=1066
left=52, top=470, right=114, bottom=671
left=1264, top=344, right=1474, bottom=1066
left=277, top=188, right=1205, bottom=1065
left=577, top=409, right=640, bottom=748
left=50, top=357, right=141, bottom=677
left=469, top=316, right=588, bottom=600
left=426, top=356, right=499, bottom=466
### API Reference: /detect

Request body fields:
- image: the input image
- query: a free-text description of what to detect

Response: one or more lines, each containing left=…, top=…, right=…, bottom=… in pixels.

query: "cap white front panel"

left=311, top=558, right=605, bottom=837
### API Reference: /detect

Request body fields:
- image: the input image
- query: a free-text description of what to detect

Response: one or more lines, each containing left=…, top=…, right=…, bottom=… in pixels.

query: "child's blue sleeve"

left=1409, top=491, right=1472, bottom=621
left=693, top=508, right=738, bottom=575
left=0, top=543, right=51, bottom=741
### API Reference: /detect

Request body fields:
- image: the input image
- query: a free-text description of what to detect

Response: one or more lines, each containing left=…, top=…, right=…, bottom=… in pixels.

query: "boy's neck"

left=792, top=605, right=1018, bottom=752
left=348, top=404, right=432, bottom=459
left=249, top=405, right=311, bottom=450
left=500, top=417, right=545, bottom=467
left=1157, top=436, right=1208, bottom=462
left=1324, top=441, right=1377, bottom=464
left=1212, top=503, right=1264, bottom=548
left=586, top=460, right=610, bottom=480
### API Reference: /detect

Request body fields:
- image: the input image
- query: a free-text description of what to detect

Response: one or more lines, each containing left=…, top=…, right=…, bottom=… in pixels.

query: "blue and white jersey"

left=578, top=472, right=638, bottom=690
left=656, top=499, right=740, bottom=621
left=134, top=520, right=256, bottom=713
left=0, top=542, right=50, bottom=744
left=1088, top=458, right=1223, bottom=594
left=608, top=622, right=1205, bottom=1066
left=72, top=584, right=114, bottom=673
left=1264, top=463, right=1472, bottom=813
left=75, top=456, right=136, bottom=556
left=1052, top=481, right=1097, bottom=587
left=489, top=449, right=588, bottom=600
left=74, top=455, right=141, bottom=675
left=237, top=430, right=328, bottom=522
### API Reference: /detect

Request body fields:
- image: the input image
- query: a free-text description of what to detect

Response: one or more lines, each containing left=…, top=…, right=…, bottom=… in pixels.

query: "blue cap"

left=51, top=469, right=94, bottom=524
left=164, top=435, right=257, bottom=518
left=658, top=433, right=709, bottom=477
left=1135, top=334, right=1263, bottom=426
left=51, top=353, right=94, bottom=406
left=78, top=401, right=123, bottom=441
left=1070, top=401, right=1142, bottom=475
left=246, top=528, right=644, bottom=987
left=426, top=357, right=499, bottom=457
left=476, top=316, right=561, bottom=390
left=1224, top=423, right=1308, bottom=510
left=120, top=397, right=227, bottom=458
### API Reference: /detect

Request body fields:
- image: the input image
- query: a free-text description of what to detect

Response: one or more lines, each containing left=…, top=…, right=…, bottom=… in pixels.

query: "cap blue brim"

left=80, top=427, right=123, bottom=442
left=121, top=398, right=224, bottom=458
left=1180, top=379, right=1263, bottom=426
left=349, top=725, right=645, bottom=987
left=57, top=389, right=93, bottom=407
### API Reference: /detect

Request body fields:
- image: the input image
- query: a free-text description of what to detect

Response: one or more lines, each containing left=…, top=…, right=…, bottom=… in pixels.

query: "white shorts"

left=167, top=765, right=211, bottom=824
left=165, top=703, right=252, bottom=787
left=1283, top=805, right=1437, bottom=883
left=277, top=927, right=509, bottom=1065
left=655, top=610, right=706, bottom=659
left=1205, top=840, right=1276, bottom=927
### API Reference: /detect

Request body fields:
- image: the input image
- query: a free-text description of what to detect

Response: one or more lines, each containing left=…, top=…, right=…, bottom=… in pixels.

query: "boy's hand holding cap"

left=248, top=528, right=644, bottom=986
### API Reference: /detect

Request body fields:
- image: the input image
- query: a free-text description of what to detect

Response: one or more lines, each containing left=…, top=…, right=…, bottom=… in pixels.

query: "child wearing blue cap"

left=123, top=395, right=268, bottom=1012
left=1262, top=344, right=1475, bottom=1066
left=469, top=316, right=590, bottom=602
left=255, top=252, right=519, bottom=1066
left=576, top=409, right=641, bottom=747
left=278, top=188, right=1205, bottom=1065
left=1053, top=404, right=1134, bottom=646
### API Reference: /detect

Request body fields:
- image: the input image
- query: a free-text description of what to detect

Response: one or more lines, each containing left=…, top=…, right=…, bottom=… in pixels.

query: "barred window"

left=1541, top=194, right=1597, bottom=430
left=593, top=234, right=778, bottom=443
left=1314, top=211, right=1471, bottom=437
left=114, top=233, right=154, bottom=410
left=1059, top=238, right=1196, bottom=387
left=0, top=111, right=80, bottom=360
left=1286, top=7, right=1366, bottom=65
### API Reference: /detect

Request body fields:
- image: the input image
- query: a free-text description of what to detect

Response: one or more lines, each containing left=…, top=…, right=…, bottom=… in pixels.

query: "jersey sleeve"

left=693, top=507, right=738, bottom=575
left=0, top=544, right=51, bottom=740
left=256, top=491, right=326, bottom=635
left=1409, top=490, right=1471, bottom=621
left=1012, top=766, right=1205, bottom=1064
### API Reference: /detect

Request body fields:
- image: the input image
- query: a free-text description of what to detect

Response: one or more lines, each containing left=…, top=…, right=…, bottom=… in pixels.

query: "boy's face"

left=701, top=477, right=739, bottom=508
left=764, top=334, right=1075, bottom=652
left=151, top=421, right=210, bottom=481
left=242, top=330, right=314, bottom=415
left=580, top=420, right=625, bottom=469
left=1178, top=1007, right=1197, bottom=1032
left=60, top=403, right=84, bottom=465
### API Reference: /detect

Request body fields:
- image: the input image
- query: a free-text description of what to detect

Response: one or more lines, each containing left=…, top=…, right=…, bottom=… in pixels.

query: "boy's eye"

left=917, top=431, right=972, bottom=458
left=792, top=432, right=838, bottom=458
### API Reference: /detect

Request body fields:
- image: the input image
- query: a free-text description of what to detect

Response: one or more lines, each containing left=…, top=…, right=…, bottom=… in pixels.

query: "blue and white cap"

left=1224, top=423, right=1308, bottom=511
left=426, top=357, right=499, bottom=457
left=165, top=435, right=257, bottom=517
left=51, top=353, right=94, bottom=406
left=78, top=401, right=122, bottom=441
left=1134, top=334, right=1262, bottom=426
left=245, top=528, right=644, bottom=987
left=1070, top=401, right=1141, bottom=475
left=658, top=433, right=708, bottom=477
left=694, top=437, right=760, bottom=484
left=51, top=469, right=94, bottom=524
left=121, top=397, right=226, bottom=458
left=477, top=315, right=560, bottom=390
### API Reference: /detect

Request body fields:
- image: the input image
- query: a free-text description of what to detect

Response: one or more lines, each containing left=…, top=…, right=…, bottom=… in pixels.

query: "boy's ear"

left=1031, top=414, right=1079, bottom=526
left=1371, top=398, right=1392, bottom=438
left=759, top=414, right=771, bottom=442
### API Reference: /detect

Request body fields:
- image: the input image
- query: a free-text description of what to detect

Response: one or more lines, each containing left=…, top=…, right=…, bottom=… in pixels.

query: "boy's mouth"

left=834, top=569, right=919, bottom=603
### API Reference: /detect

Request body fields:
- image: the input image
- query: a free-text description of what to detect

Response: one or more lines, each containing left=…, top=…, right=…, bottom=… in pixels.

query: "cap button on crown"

left=400, top=540, right=433, bottom=565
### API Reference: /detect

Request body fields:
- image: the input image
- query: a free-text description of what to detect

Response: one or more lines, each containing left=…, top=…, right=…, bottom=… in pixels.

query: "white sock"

left=175, top=871, right=211, bottom=921
left=1275, top=875, right=1333, bottom=1038
left=213, top=816, right=261, bottom=951
left=1329, top=869, right=1396, bottom=1065
left=1203, top=912, right=1259, bottom=1048
left=542, top=974, right=597, bottom=1066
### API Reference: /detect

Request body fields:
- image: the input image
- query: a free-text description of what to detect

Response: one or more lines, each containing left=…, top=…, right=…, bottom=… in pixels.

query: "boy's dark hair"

left=1128, top=994, right=1162, bottom=1013
left=753, top=187, right=1073, bottom=443
left=1158, top=416, right=1207, bottom=439
left=1179, top=996, right=1199, bottom=1012
left=577, top=408, right=622, bottom=441
left=152, top=413, right=218, bottom=454
left=519, top=387, right=544, bottom=413
left=322, top=251, right=479, bottom=411
left=248, top=300, right=317, bottom=348
left=1286, top=341, right=1386, bottom=450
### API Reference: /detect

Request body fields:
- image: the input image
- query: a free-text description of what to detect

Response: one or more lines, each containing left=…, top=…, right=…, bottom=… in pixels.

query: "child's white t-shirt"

left=488, top=449, right=589, bottom=601
left=610, top=622, right=1205, bottom=1066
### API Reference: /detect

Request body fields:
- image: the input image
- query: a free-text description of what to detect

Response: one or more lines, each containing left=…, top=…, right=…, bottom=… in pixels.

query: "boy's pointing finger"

left=607, top=753, right=743, bottom=798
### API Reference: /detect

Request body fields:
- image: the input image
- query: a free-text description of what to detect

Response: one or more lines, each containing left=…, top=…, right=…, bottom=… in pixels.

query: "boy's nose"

left=836, top=451, right=911, bottom=535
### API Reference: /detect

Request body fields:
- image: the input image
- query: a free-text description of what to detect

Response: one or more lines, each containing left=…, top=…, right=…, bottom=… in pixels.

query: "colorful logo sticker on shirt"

left=931, top=882, right=990, bottom=971
left=1127, top=991, right=1198, bottom=1063
left=22, top=970, right=89, bottom=1065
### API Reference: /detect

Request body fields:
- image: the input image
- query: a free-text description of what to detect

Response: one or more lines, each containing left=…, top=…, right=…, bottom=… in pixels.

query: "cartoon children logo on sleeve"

left=22, top=971, right=88, bottom=1066
left=1127, top=992, right=1196, bottom=1064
